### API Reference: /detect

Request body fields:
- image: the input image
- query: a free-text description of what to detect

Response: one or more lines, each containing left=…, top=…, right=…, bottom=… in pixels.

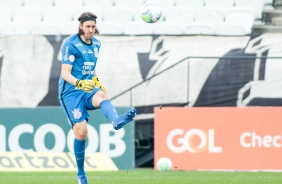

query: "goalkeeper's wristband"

left=74, top=79, right=80, bottom=87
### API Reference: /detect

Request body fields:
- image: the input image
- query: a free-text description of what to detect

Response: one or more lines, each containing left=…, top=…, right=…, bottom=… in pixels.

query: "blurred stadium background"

left=1, top=0, right=282, bottom=172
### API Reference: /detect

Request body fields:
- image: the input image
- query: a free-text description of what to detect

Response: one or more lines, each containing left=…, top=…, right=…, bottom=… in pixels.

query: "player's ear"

left=95, top=27, right=99, bottom=35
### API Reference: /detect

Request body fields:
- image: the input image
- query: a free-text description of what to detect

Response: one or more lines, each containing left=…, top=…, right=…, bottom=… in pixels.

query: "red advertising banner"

left=154, top=107, right=282, bottom=171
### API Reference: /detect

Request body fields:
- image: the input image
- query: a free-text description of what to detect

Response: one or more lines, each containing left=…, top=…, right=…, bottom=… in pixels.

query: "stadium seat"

left=153, top=23, right=184, bottom=35
left=43, top=8, right=74, bottom=24
left=162, top=7, right=195, bottom=29
left=235, top=0, right=264, bottom=19
left=103, top=7, right=134, bottom=25
left=71, top=6, right=104, bottom=22
left=23, top=0, right=54, bottom=8
left=98, top=22, right=124, bottom=35
left=158, top=0, right=175, bottom=9
left=215, top=8, right=254, bottom=35
left=227, top=8, right=255, bottom=28
left=0, top=0, right=24, bottom=7
left=83, top=0, right=114, bottom=8
left=184, top=22, right=215, bottom=35
left=205, top=0, right=235, bottom=12
left=54, top=0, right=83, bottom=8
left=60, top=22, right=79, bottom=35
left=124, top=21, right=154, bottom=35
left=12, top=8, right=43, bottom=26
left=31, top=24, right=61, bottom=35
left=42, top=8, right=74, bottom=33
left=0, top=24, right=30, bottom=35
left=194, top=7, right=225, bottom=25
left=214, top=24, right=247, bottom=36
left=264, top=0, right=273, bottom=4
left=0, top=8, right=12, bottom=25
left=175, top=0, right=205, bottom=9
left=114, top=0, right=144, bottom=10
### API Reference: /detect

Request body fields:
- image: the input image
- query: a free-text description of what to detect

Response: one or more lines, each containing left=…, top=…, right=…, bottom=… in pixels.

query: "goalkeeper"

left=58, top=12, right=136, bottom=184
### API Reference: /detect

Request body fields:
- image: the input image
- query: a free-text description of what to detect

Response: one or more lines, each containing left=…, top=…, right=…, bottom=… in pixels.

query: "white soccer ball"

left=140, top=1, right=162, bottom=23
left=156, top=157, right=172, bottom=171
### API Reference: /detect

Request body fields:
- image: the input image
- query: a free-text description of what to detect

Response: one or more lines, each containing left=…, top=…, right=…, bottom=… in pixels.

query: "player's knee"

left=76, top=129, right=88, bottom=140
left=73, top=122, right=88, bottom=140
left=93, top=91, right=109, bottom=107
left=98, top=90, right=108, bottom=100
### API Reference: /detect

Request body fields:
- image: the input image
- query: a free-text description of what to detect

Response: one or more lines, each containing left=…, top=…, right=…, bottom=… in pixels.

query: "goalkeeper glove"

left=93, top=76, right=107, bottom=93
left=74, top=79, right=95, bottom=92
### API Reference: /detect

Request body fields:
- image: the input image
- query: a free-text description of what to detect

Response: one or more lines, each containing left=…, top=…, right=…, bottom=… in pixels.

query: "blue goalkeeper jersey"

left=58, top=34, right=101, bottom=99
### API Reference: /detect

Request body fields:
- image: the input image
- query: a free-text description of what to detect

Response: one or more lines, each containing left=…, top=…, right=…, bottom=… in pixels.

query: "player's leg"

left=88, top=90, right=136, bottom=130
left=73, top=120, right=88, bottom=184
left=59, top=96, right=89, bottom=184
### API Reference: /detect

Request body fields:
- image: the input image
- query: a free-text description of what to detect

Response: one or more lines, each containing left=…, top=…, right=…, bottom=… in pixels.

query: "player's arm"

left=61, top=64, right=94, bottom=92
left=92, top=71, right=107, bottom=93
left=61, top=64, right=77, bottom=85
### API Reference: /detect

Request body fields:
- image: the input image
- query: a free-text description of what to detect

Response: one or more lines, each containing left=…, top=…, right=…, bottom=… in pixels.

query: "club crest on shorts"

left=72, top=108, right=82, bottom=119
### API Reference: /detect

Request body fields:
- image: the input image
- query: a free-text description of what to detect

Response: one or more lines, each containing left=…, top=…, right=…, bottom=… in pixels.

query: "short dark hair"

left=77, top=12, right=99, bottom=35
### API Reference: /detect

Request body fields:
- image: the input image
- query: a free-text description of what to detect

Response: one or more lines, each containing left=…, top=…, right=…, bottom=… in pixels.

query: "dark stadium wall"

left=0, top=34, right=281, bottom=109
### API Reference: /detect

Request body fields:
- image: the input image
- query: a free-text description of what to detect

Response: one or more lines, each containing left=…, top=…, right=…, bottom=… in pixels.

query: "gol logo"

left=166, top=129, right=222, bottom=153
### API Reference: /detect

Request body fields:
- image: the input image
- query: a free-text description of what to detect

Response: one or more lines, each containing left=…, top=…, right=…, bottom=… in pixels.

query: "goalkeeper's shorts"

left=59, top=88, right=101, bottom=128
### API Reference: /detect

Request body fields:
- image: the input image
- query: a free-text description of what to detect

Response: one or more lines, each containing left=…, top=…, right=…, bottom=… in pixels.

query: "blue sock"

left=74, top=138, right=86, bottom=176
left=100, top=100, right=118, bottom=121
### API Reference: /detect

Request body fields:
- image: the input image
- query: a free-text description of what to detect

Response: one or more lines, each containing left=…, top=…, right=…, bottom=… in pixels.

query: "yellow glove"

left=93, top=76, right=107, bottom=93
left=74, top=79, right=95, bottom=92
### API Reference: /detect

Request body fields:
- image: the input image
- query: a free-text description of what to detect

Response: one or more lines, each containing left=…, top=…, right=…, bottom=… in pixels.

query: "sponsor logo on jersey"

left=82, top=62, right=95, bottom=75
left=84, top=62, right=94, bottom=66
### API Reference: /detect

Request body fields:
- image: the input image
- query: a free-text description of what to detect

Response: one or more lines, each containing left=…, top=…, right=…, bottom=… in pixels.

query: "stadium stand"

left=215, top=7, right=255, bottom=35
left=159, top=0, right=176, bottom=9
left=54, top=0, right=84, bottom=8
left=194, top=7, right=225, bottom=25
left=83, top=0, right=114, bottom=9
left=0, top=0, right=24, bottom=7
left=98, top=22, right=124, bottom=35
left=24, top=0, right=54, bottom=8
left=175, top=0, right=205, bottom=9
left=114, top=0, right=144, bottom=10
left=31, top=24, right=61, bottom=35
left=1, top=24, right=31, bottom=35
left=253, top=0, right=282, bottom=36
left=153, top=7, right=194, bottom=35
left=0, top=0, right=277, bottom=36
left=165, top=7, right=195, bottom=26
left=124, top=22, right=154, bottom=35
left=205, top=0, right=235, bottom=11
left=0, top=8, right=12, bottom=25
left=184, top=22, right=215, bottom=35
left=235, top=0, right=265, bottom=19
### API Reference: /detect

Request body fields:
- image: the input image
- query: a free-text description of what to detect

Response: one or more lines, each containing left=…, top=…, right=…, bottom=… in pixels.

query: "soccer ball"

left=140, top=1, right=162, bottom=23
left=156, top=157, right=172, bottom=171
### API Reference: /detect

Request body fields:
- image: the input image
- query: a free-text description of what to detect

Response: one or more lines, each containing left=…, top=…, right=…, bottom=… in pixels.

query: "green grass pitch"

left=1, top=169, right=282, bottom=184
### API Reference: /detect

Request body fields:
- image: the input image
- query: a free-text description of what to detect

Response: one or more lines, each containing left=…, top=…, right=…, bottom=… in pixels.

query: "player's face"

left=80, top=20, right=96, bottom=41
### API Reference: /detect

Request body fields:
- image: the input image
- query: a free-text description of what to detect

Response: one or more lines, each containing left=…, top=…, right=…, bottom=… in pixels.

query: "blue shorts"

left=59, top=88, right=101, bottom=128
